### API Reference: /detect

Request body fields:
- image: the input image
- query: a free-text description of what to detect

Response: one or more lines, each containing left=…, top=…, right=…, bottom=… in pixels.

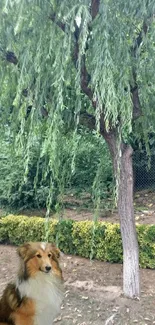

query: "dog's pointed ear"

left=17, top=243, right=31, bottom=260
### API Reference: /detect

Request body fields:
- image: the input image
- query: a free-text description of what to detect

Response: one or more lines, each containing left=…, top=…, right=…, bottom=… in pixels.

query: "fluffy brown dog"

left=0, top=242, right=64, bottom=325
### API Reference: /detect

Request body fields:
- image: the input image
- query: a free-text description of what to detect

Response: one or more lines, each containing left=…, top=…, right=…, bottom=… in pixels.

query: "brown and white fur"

left=0, top=242, right=64, bottom=325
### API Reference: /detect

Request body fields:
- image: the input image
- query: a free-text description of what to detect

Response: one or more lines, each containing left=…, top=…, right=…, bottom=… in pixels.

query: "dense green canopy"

left=0, top=0, right=155, bottom=209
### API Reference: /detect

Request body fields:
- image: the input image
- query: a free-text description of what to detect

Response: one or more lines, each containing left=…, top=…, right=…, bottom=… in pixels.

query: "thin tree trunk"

left=118, top=144, right=140, bottom=298
left=104, top=132, right=140, bottom=298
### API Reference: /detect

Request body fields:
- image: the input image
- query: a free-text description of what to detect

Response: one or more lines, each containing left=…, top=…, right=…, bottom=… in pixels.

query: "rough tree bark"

left=105, top=132, right=140, bottom=298
left=118, top=144, right=139, bottom=297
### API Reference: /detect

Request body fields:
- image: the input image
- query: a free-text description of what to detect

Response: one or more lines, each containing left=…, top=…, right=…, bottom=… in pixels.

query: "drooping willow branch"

left=3, top=0, right=153, bottom=132
left=131, top=19, right=152, bottom=119
left=1, top=1, right=102, bottom=131
left=48, top=0, right=150, bottom=131
left=49, top=13, right=66, bottom=32
left=72, top=0, right=101, bottom=131
left=49, top=1, right=101, bottom=130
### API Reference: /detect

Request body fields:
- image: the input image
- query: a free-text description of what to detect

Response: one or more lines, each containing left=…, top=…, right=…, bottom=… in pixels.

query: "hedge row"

left=0, top=215, right=155, bottom=268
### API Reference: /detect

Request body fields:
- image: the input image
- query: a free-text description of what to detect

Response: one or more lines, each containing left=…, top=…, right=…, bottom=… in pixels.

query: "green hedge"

left=0, top=215, right=155, bottom=268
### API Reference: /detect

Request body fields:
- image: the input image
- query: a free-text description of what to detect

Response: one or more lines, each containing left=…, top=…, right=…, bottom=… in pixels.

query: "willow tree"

left=0, top=0, right=155, bottom=298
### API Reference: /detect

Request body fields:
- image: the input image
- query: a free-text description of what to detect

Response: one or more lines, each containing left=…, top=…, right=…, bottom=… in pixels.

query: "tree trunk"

left=104, top=132, right=140, bottom=298
left=118, top=144, right=140, bottom=298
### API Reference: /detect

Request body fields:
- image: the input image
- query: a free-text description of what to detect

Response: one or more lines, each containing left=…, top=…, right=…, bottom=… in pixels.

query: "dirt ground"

left=62, top=189, right=155, bottom=225
left=11, top=189, right=155, bottom=225
left=0, top=245, right=155, bottom=325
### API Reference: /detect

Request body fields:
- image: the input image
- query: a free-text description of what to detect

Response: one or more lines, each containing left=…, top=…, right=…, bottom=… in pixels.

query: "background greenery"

left=0, top=128, right=113, bottom=210
left=1, top=215, right=155, bottom=269
left=0, top=0, right=155, bottom=214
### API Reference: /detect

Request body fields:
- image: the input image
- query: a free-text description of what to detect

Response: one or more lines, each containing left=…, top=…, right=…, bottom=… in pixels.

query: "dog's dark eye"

left=36, top=254, right=42, bottom=258
left=48, top=253, right=52, bottom=258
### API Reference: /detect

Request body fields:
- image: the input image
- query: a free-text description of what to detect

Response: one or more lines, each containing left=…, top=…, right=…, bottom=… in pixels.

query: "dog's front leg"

left=11, top=298, right=35, bottom=325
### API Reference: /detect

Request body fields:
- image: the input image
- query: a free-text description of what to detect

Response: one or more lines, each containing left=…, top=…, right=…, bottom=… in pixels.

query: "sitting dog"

left=0, top=242, right=64, bottom=325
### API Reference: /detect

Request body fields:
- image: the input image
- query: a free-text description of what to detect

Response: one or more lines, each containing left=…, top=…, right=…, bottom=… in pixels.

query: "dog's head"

left=17, top=242, right=63, bottom=279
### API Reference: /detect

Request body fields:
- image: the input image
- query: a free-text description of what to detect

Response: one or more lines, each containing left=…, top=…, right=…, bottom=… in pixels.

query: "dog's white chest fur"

left=17, top=273, right=64, bottom=325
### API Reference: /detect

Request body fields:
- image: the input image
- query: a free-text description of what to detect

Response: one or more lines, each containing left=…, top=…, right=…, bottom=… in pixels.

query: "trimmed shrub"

left=72, top=221, right=95, bottom=258
left=104, top=223, right=123, bottom=262
left=51, top=219, right=75, bottom=254
left=0, top=215, right=46, bottom=245
left=0, top=215, right=155, bottom=268
left=72, top=221, right=108, bottom=260
left=137, top=224, right=155, bottom=268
